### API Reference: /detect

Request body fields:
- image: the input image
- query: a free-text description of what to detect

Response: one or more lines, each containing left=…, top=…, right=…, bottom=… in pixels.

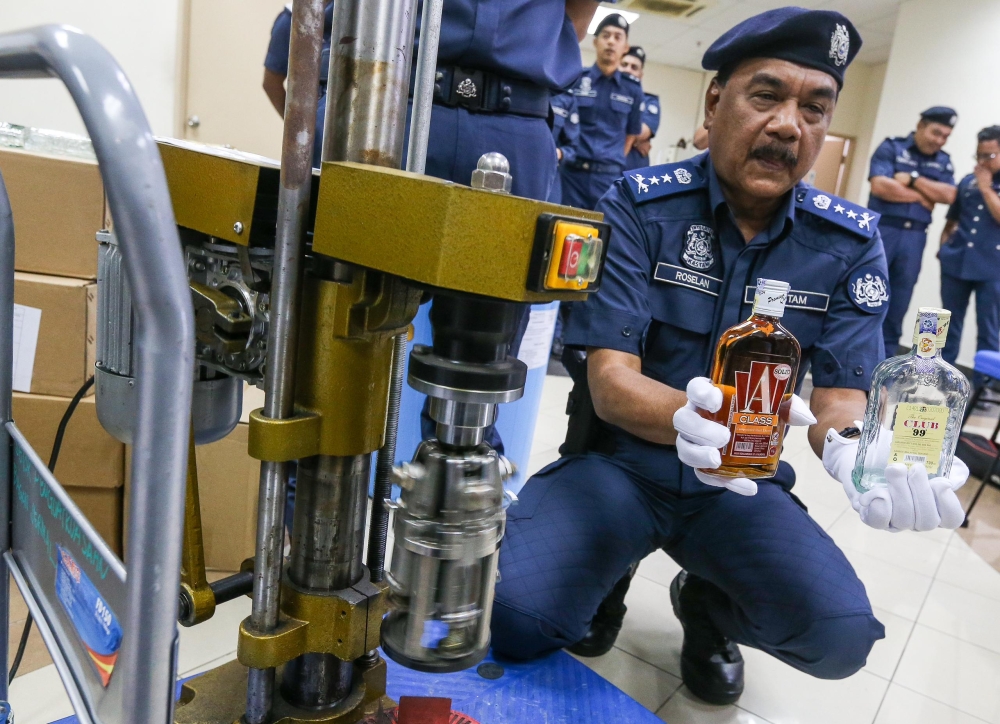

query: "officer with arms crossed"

left=620, top=46, right=661, bottom=171
left=869, top=108, right=958, bottom=357
left=938, top=125, right=1000, bottom=379
left=561, top=13, right=644, bottom=210
left=491, top=8, right=970, bottom=705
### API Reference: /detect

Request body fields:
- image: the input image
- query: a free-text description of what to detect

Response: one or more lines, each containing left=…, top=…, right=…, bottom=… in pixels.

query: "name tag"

left=552, top=106, right=569, bottom=118
left=655, top=264, right=721, bottom=296
left=610, top=93, right=634, bottom=105
left=743, top=286, right=830, bottom=312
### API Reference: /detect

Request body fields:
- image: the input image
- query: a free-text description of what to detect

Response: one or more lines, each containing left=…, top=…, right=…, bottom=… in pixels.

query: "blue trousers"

left=492, top=454, right=885, bottom=679
left=881, top=224, right=928, bottom=357
left=940, top=273, right=1000, bottom=367
left=560, top=166, right=620, bottom=211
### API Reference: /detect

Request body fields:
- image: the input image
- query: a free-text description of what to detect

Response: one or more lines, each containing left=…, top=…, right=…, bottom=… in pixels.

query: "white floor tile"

left=657, top=687, right=773, bottom=724
left=874, top=684, right=991, bottom=724
left=738, top=646, right=888, bottom=724
left=636, top=549, right=683, bottom=590
left=530, top=418, right=570, bottom=453
left=9, top=663, right=74, bottom=723
left=936, top=535, right=1000, bottom=603
left=781, top=449, right=851, bottom=511
left=570, top=646, right=682, bottom=712
left=808, top=501, right=850, bottom=531
left=525, top=447, right=560, bottom=478
left=616, top=575, right=684, bottom=677
left=176, top=594, right=251, bottom=677
left=780, top=426, right=813, bottom=458
left=827, top=513, right=949, bottom=577
left=843, top=549, right=934, bottom=621
left=865, top=606, right=916, bottom=680
left=919, top=579, right=1000, bottom=656
left=894, top=625, right=1000, bottom=723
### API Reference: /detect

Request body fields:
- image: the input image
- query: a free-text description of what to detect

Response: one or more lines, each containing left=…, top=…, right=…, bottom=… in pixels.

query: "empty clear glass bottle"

left=852, top=308, right=970, bottom=492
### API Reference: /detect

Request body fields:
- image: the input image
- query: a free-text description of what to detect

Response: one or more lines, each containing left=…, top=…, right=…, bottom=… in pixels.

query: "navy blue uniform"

left=493, top=152, right=888, bottom=677
left=547, top=91, right=580, bottom=204
left=265, top=3, right=334, bottom=167
left=868, top=135, right=955, bottom=356
left=624, top=91, right=660, bottom=171
left=939, top=171, right=1000, bottom=368
left=560, top=65, right=644, bottom=210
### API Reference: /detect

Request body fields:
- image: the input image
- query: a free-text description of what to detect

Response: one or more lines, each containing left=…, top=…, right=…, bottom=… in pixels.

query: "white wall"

left=869, top=0, right=1000, bottom=365
left=580, top=48, right=706, bottom=165
left=830, top=62, right=887, bottom=204
left=0, top=1, right=185, bottom=137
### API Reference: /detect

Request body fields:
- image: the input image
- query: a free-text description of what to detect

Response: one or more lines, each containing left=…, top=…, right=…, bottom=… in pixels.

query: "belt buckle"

left=451, top=68, right=485, bottom=111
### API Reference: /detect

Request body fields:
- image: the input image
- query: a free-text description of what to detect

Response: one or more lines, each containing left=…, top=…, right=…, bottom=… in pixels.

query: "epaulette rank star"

left=797, top=186, right=880, bottom=240
left=624, top=162, right=706, bottom=204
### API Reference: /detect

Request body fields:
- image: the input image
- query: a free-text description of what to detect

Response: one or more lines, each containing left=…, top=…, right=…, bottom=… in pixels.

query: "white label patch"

left=12, top=303, right=42, bottom=393
left=516, top=305, right=559, bottom=370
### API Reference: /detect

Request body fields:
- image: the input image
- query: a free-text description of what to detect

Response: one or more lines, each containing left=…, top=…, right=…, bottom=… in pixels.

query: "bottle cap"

left=912, top=307, right=951, bottom=350
left=752, top=278, right=790, bottom=318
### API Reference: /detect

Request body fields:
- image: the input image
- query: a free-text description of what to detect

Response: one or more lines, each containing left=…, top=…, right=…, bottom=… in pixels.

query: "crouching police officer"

left=939, top=125, right=1000, bottom=378
left=491, top=7, right=970, bottom=705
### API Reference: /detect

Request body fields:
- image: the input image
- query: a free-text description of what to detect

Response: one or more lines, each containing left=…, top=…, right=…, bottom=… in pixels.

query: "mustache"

left=749, top=142, right=798, bottom=169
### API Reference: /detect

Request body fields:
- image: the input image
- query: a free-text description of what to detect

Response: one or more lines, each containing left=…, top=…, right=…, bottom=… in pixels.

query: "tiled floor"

left=11, top=374, right=1000, bottom=724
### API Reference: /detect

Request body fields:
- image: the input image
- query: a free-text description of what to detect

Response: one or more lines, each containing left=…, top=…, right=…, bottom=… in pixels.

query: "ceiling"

left=614, top=0, right=903, bottom=71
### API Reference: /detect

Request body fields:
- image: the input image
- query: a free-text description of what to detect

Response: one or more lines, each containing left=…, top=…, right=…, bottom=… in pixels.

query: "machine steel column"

left=245, top=0, right=326, bottom=720
left=405, top=0, right=444, bottom=176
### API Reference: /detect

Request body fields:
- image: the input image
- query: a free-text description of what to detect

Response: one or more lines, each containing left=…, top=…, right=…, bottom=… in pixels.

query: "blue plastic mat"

left=51, top=649, right=661, bottom=723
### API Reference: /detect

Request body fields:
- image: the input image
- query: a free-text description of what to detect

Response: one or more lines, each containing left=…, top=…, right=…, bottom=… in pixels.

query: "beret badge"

left=829, top=24, right=850, bottom=67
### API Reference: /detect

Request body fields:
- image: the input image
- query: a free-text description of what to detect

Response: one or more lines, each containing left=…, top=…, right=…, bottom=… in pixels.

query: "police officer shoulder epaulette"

left=624, top=161, right=706, bottom=204
left=796, top=186, right=880, bottom=240
left=623, top=72, right=641, bottom=84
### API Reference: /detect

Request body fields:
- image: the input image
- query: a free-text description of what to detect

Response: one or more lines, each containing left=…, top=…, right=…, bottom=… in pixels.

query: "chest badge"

left=850, top=269, right=889, bottom=312
left=457, top=77, right=477, bottom=99
left=829, top=24, right=850, bottom=67
left=682, top=225, right=716, bottom=271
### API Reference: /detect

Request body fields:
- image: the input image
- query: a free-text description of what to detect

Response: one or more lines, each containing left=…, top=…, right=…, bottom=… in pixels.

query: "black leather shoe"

left=670, top=571, right=744, bottom=705
left=568, top=564, right=637, bottom=657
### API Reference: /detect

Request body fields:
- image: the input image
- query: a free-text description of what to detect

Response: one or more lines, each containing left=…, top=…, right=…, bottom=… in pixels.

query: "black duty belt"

left=565, top=159, right=624, bottom=175
left=879, top=216, right=929, bottom=232
left=433, top=66, right=550, bottom=118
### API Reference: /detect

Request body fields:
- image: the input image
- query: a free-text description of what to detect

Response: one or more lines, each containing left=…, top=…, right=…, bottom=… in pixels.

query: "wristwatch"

left=908, top=170, right=920, bottom=188
left=838, top=426, right=862, bottom=439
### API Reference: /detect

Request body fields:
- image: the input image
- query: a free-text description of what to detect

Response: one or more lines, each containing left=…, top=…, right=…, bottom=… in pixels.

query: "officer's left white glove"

left=673, top=377, right=816, bottom=497
left=823, top=424, right=969, bottom=531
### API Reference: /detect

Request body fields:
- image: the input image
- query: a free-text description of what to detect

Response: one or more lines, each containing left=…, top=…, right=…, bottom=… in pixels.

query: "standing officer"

left=548, top=90, right=581, bottom=204
left=938, top=125, right=1000, bottom=378
left=263, top=1, right=335, bottom=165
left=620, top=46, right=661, bottom=171
left=869, top=108, right=958, bottom=357
left=491, top=7, right=970, bottom=707
left=560, top=13, right=644, bottom=210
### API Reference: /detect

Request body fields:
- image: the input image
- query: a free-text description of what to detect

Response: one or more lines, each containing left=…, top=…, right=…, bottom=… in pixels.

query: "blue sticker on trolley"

left=55, top=544, right=122, bottom=686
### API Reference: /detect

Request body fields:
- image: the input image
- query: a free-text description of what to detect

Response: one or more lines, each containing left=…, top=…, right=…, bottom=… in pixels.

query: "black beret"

left=624, top=46, right=646, bottom=65
left=595, top=13, right=629, bottom=37
left=921, top=107, right=958, bottom=128
left=703, top=7, right=862, bottom=89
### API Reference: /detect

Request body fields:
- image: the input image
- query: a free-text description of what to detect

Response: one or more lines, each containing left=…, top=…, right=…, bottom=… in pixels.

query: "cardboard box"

left=11, top=393, right=125, bottom=555
left=14, top=272, right=96, bottom=397
left=123, top=422, right=259, bottom=572
left=197, top=423, right=259, bottom=572
left=0, top=147, right=105, bottom=279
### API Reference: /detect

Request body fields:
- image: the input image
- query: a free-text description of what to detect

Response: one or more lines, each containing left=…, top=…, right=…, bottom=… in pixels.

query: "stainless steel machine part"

left=281, top=454, right=370, bottom=708
left=0, top=24, right=195, bottom=723
left=405, top=0, right=444, bottom=176
left=381, top=441, right=509, bottom=672
left=245, top=0, right=326, bottom=719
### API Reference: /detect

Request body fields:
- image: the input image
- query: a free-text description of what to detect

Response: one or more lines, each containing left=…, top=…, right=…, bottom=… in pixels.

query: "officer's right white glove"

left=673, top=378, right=757, bottom=495
left=823, top=424, right=968, bottom=531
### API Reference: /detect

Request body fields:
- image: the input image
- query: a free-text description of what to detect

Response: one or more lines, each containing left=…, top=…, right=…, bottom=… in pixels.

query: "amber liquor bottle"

left=699, top=279, right=801, bottom=479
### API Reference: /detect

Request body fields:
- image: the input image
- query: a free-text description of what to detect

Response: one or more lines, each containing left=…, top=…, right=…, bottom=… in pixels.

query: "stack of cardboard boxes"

left=0, top=145, right=262, bottom=571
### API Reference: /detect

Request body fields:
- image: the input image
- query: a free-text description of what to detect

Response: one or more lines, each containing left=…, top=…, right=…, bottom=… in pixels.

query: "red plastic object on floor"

left=360, top=697, right=480, bottom=724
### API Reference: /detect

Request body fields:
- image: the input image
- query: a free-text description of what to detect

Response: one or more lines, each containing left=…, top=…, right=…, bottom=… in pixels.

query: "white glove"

left=823, top=424, right=969, bottom=531
left=673, top=377, right=816, bottom=497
